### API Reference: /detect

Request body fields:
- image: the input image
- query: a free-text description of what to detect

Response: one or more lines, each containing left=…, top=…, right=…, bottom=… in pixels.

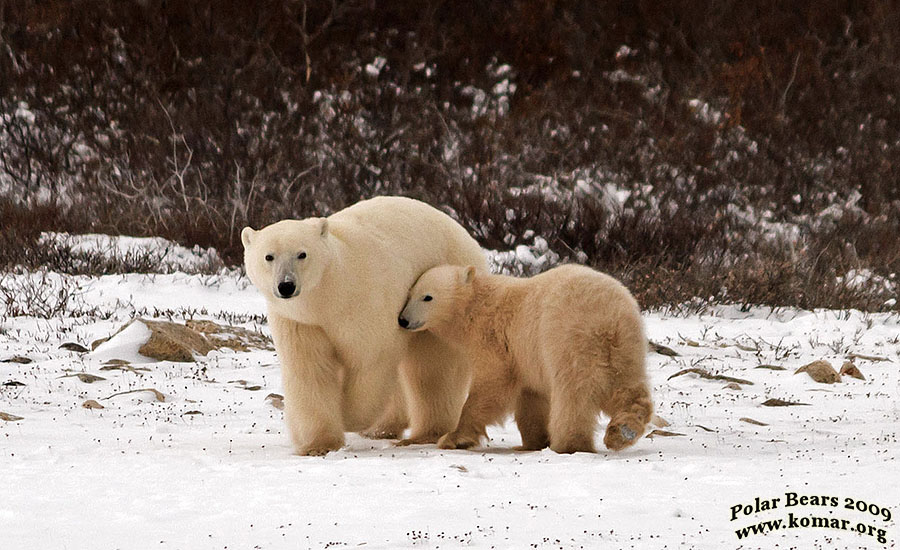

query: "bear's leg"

left=601, top=383, right=653, bottom=451
left=271, top=317, right=346, bottom=456
left=437, top=361, right=518, bottom=450
left=396, top=333, right=469, bottom=446
left=361, top=386, right=408, bottom=440
left=547, top=365, right=599, bottom=454
left=513, top=388, right=550, bottom=451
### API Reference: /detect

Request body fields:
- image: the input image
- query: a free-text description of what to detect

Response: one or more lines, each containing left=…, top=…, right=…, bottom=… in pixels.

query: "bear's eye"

left=297, top=252, right=307, bottom=260
left=265, top=254, right=274, bottom=262
left=422, top=295, right=433, bottom=302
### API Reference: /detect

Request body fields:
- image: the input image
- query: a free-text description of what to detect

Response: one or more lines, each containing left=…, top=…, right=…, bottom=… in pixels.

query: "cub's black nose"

left=277, top=281, right=296, bottom=298
left=398, top=317, right=409, bottom=328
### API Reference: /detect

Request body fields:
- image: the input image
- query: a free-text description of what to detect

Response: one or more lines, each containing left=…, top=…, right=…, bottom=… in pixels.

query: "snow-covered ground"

left=2, top=249, right=898, bottom=549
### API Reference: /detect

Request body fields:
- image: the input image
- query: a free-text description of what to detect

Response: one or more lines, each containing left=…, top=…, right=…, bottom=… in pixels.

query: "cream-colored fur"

left=242, top=197, right=486, bottom=455
left=400, top=264, right=653, bottom=453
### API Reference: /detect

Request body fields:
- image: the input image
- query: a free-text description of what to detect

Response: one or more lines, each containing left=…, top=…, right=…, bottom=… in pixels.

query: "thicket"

left=1, top=1, right=898, bottom=310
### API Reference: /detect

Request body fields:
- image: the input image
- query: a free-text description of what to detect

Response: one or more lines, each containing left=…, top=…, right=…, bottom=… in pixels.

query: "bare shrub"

left=1, top=1, right=898, bottom=310
left=0, top=271, right=93, bottom=319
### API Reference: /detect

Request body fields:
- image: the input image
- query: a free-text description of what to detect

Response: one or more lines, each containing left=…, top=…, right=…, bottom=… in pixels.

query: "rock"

left=59, top=342, right=89, bottom=353
left=266, top=393, right=285, bottom=410
left=0, top=411, right=24, bottom=421
left=184, top=320, right=272, bottom=353
left=740, top=417, right=768, bottom=426
left=794, top=360, right=841, bottom=384
left=650, top=414, right=670, bottom=428
left=761, top=398, right=809, bottom=407
left=649, top=341, right=679, bottom=356
left=755, top=364, right=786, bottom=371
left=723, top=382, right=742, bottom=390
left=646, top=429, right=685, bottom=438
left=82, top=399, right=104, bottom=410
left=2, top=356, right=32, bottom=364
left=839, top=361, right=865, bottom=380
left=93, top=318, right=273, bottom=363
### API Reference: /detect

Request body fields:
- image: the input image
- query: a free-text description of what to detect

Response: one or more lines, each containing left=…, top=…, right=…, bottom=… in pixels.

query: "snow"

left=2, top=264, right=899, bottom=548
left=365, top=57, right=387, bottom=78
left=89, top=320, right=154, bottom=364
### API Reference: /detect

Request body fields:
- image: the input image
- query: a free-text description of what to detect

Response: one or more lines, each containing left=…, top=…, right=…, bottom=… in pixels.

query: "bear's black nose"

left=277, top=281, right=296, bottom=298
left=398, top=317, right=409, bottom=328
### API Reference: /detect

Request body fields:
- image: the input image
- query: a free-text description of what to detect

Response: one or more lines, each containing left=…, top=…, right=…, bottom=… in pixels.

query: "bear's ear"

left=241, top=227, right=255, bottom=248
left=318, top=218, right=329, bottom=237
left=463, top=265, right=476, bottom=284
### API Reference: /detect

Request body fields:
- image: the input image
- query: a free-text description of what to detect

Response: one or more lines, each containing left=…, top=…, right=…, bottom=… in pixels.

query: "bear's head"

left=398, top=265, right=476, bottom=332
left=241, top=218, right=331, bottom=303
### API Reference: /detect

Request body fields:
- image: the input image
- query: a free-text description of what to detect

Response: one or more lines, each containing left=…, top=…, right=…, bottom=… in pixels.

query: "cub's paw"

left=437, top=432, right=480, bottom=450
left=603, top=419, right=645, bottom=451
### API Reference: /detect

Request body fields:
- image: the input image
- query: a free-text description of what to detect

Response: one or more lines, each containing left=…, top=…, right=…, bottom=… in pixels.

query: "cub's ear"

left=463, top=265, right=476, bottom=284
left=318, top=218, right=329, bottom=237
left=241, top=227, right=255, bottom=248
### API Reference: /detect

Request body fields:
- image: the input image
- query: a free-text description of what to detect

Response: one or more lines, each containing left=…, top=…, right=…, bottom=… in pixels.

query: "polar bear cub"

left=399, top=264, right=653, bottom=453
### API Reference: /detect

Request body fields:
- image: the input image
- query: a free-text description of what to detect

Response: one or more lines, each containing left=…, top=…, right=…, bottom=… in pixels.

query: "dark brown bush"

left=1, top=1, right=898, bottom=310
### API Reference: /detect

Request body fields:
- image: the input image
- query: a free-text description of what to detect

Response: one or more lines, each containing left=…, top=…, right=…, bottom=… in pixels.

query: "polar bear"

left=398, top=264, right=653, bottom=453
left=242, top=197, right=486, bottom=455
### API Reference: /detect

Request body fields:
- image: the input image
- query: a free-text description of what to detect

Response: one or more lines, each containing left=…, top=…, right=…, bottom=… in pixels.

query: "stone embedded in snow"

left=794, top=360, right=841, bottom=384
left=59, top=342, right=90, bottom=353
left=266, top=393, right=285, bottom=410
left=646, top=429, right=685, bottom=438
left=91, top=320, right=154, bottom=363
left=649, top=341, right=679, bottom=356
left=650, top=414, right=670, bottom=428
left=75, top=373, right=106, bottom=384
left=740, top=417, right=768, bottom=426
left=755, top=364, right=786, bottom=371
left=0, top=411, right=24, bottom=421
left=839, top=361, right=865, bottom=380
left=91, top=319, right=272, bottom=363
left=761, top=398, right=810, bottom=407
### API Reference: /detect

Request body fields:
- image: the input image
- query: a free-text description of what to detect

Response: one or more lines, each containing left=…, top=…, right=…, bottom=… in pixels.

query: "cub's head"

left=398, top=265, right=476, bottom=332
left=241, top=218, right=331, bottom=301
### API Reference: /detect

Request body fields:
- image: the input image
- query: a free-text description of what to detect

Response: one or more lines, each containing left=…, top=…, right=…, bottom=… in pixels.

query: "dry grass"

left=1, top=1, right=898, bottom=311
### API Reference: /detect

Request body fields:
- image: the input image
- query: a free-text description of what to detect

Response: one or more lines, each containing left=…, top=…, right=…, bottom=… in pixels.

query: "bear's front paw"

left=437, top=432, right=480, bottom=450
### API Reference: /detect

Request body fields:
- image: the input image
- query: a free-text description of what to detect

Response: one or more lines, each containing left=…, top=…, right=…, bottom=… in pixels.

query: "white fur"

left=243, top=196, right=487, bottom=455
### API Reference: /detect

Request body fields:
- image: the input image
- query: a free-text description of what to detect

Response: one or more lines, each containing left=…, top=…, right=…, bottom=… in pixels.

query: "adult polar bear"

left=242, top=196, right=486, bottom=455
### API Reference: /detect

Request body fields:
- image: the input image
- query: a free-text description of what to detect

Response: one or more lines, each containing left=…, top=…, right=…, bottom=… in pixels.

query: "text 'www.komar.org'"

left=731, top=493, right=892, bottom=545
